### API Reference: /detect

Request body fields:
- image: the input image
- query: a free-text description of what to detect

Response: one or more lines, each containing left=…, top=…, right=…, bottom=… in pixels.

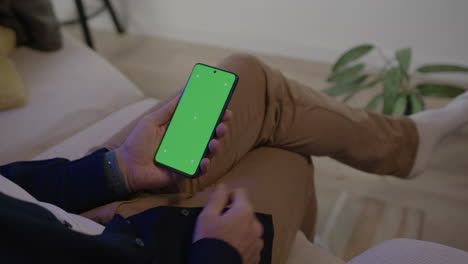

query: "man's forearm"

left=0, top=149, right=131, bottom=213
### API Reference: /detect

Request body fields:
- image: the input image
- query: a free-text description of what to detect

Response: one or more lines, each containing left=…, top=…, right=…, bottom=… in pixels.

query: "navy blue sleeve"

left=1, top=193, right=153, bottom=264
left=0, top=149, right=130, bottom=213
left=189, top=238, right=242, bottom=264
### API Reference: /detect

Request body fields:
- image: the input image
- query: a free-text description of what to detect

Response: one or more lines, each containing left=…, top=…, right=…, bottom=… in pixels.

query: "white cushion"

left=348, top=238, right=468, bottom=264
left=0, top=33, right=144, bottom=165
left=34, top=98, right=159, bottom=161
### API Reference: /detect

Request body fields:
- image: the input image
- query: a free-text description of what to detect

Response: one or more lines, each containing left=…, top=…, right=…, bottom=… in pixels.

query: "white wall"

left=52, top=0, right=102, bottom=22
left=59, top=0, right=468, bottom=69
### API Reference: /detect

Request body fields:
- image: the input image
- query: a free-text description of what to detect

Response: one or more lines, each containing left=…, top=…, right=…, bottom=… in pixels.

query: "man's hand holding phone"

left=114, top=95, right=233, bottom=192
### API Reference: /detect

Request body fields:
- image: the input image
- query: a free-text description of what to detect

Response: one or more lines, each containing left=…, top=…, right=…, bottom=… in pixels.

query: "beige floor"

left=66, top=26, right=468, bottom=258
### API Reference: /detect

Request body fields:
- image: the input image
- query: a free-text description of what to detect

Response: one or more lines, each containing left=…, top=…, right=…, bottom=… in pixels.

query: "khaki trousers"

left=84, top=54, right=418, bottom=264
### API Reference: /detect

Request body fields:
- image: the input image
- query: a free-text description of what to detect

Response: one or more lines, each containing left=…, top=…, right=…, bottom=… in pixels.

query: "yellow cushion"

left=0, top=26, right=16, bottom=55
left=0, top=57, right=26, bottom=110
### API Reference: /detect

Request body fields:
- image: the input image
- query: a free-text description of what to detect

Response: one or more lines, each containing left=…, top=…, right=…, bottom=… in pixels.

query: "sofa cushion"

left=0, top=57, right=26, bottom=110
left=0, top=26, right=16, bottom=55
left=348, top=238, right=468, bottom=264
left=34, top=98, right=159, bottom=161
left=0, top=33, right=144, bottom=165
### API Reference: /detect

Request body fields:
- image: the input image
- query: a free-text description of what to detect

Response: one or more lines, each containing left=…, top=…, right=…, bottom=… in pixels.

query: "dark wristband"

left=104, top=150, right=131, bottom=197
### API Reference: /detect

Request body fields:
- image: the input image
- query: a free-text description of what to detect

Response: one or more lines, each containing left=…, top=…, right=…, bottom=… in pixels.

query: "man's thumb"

left=202, top=184, right=230, bottom=216
left=230, top=188, right=251, bottom=211
left=151, top=95, right=180, bottom=124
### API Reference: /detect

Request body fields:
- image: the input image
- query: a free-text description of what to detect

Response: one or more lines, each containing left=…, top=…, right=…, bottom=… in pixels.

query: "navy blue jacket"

left=0, top=149, right=273, bottom=263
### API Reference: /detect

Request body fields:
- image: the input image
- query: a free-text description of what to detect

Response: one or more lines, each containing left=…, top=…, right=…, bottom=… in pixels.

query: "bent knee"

left=221, top=53, right=262, bottom=69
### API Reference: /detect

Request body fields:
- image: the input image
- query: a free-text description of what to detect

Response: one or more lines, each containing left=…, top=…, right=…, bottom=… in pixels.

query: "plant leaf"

left=323, top=83, right=358, bottom=97
left=392, top=94, right=408, bottom=115
left=332, top=44, right=374, bottom=72
left=416, top=64, right=468, bottom=73
left=383, top=68, right=402, bottom=114
left=409, top=92, right=424, bottom=113
left=416, top=83, right=466, bottom=98
left=323, top=75, right=368, bottom=97
left=396, top=48, right=411, bottom=75
left=328, top=64, right=365, bottom=83
left=343, top=93, right=355, bottom=103
left=364, top=77, right=384, bottom=89
left=342, top=78, right=381, bottom=102
left=343, top=86, right=365, bottom=102
left=366, top=94, right=383, bottom=111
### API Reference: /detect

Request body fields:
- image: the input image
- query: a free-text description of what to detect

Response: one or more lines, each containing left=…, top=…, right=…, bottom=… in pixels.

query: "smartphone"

left=154, top=63, right=239, bottom=178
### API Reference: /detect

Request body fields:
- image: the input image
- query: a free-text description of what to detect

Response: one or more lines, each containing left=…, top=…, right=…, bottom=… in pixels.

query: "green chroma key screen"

left=155, top=64, right=238, bottom=177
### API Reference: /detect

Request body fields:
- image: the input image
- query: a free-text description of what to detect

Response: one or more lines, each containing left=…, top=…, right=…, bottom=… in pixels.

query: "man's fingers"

left=200, top=158, right=210, bottom=173
left=244, top=238, right=263, bottom=264
left=215, top=123, right=227, bottom=138
left=202, top=184, right=230, bottom=216
left=222, top=110, right=233, bottom=122
left=253, top=219, right=264, bottom=238
left=230, top=189, right=253, bottom=213
left=253, top=240, right=263, bottom=264
left=208, top=139, right=220, bottom=155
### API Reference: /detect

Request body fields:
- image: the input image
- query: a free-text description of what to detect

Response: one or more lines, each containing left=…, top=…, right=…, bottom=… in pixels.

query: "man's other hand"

left=115, top=96, right=233, bottom=192
left=193, top=184, right=264, bottom=264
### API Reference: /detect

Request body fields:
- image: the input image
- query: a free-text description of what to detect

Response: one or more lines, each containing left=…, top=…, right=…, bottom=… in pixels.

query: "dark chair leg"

left=75, top=0, right=95, bottom=49
left=103, top=0, right=125, bottom=34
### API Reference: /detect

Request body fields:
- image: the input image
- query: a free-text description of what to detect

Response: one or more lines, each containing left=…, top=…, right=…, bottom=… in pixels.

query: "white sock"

left=409, top=91, right=468, bottom=177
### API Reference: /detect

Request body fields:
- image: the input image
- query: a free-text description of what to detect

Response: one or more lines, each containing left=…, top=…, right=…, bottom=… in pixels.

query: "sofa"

left=4, top=31, right=468, bottom=264
left=1, top=33, right=345, bottom=264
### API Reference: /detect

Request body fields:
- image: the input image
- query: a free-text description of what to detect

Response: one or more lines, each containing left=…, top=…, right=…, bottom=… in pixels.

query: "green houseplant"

left=324, top=44, right=468, bottom=115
